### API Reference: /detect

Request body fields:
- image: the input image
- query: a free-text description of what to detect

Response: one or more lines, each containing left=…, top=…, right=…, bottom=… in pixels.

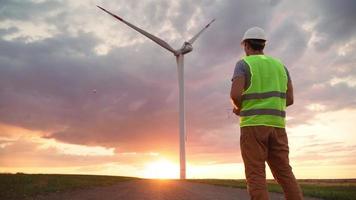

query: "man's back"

left=239, top=55, right=288, bottom=128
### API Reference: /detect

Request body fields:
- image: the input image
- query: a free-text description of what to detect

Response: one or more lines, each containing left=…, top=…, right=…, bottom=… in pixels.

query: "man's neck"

left=247, top=51, right=264, bottom=56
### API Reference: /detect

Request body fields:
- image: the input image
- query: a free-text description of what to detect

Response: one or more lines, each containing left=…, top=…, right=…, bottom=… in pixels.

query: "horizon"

left=4, top=173, right=356, bottom=180
left=1, top=0, right=356, bottom=179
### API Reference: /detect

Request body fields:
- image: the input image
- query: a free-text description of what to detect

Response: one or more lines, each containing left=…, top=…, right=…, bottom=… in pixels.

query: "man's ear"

left=244, top=42, right=249, bottom=51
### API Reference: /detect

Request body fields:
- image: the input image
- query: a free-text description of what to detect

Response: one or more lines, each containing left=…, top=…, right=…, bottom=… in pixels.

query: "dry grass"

left=2, top=173, right=355, bottom=200
left=0, top=173, right=137, bottom=200
left=189, top=178, right=356, bottom=200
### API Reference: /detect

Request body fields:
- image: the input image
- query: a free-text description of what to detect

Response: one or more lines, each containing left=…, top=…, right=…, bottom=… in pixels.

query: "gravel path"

left=32, top=179, right=322, bottom=200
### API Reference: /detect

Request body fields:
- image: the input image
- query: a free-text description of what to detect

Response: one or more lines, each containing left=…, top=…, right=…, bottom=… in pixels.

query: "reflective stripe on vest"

left=242, top=91, right=286, bottom=100
left=240, top=109, right=286, bottom=117
left=240, top=55, right=288, bottom=128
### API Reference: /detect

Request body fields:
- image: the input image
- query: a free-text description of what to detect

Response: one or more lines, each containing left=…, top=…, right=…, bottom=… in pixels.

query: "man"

left=230, top=27, right=303, bottom=200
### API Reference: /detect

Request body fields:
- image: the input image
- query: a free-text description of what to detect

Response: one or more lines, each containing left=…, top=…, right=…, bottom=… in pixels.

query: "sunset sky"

left=1, top=0, right=356, bottom=179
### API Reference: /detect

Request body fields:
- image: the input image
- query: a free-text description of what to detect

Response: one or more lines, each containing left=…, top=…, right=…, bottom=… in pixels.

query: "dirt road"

left=32, top=179, right=321, bottom=200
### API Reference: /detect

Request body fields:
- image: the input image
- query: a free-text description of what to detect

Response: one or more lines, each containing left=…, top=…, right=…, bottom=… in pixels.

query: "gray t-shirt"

left=231, top=59, right=291, bottom=89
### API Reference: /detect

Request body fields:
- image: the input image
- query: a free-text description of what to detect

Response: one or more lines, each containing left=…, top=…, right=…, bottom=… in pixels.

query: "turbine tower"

left=97, top=5, right=215, bottom=179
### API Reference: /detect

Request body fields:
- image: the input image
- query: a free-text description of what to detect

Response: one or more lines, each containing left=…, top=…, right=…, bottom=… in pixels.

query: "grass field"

left=1, top=173, right=356, bottom=200
left=189, top=179, right=356, bottom=200
left=0, top=173, right=137, bottom=200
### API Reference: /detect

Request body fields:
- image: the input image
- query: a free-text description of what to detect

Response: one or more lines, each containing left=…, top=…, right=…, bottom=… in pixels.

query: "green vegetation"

left=189, top=179, right=356, bottom=200
left=0, top=173, right=137, bottom=200
left=2, top=173, right=355, bottom=200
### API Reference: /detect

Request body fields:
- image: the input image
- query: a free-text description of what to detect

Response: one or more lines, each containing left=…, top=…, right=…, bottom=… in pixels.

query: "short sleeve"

left=284, top=66, right=291, bottom=82
left=231, top=60, right=248, bottom=82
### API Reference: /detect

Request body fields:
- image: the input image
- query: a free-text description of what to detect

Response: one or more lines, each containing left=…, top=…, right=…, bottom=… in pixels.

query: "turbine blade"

left=187, top=19, right=215, bottom=44
left=97, top=6, right=177, bottom=54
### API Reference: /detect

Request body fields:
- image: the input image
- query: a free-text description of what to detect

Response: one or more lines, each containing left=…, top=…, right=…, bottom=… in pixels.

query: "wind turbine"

left=97, top=5, right=215, bottom=179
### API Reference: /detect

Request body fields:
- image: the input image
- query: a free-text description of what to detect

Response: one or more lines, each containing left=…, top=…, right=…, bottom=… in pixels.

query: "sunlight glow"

left=306, top=103, right=326, bottom=111
left=143, top=159, right=179, bottom=179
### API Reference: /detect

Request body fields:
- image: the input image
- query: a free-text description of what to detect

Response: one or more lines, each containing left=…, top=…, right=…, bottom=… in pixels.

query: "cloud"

left=311, top=0, right=356, bottom=50
left=267, top=17, right=310, bottom=65
left=0, top=124, right=160, bottom=169
left=291, top=141, right=356, bottom=166
left=0, top=0, right=61, bottom=21
left=0, top=0, right=248, bottom=155
left=0, top=0, right=356, bottom=177
left=0, top=32, right=180, bottom=152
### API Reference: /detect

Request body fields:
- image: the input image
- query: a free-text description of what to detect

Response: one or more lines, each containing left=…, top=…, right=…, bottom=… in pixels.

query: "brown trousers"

left=240, top=126, right=303, bottom=200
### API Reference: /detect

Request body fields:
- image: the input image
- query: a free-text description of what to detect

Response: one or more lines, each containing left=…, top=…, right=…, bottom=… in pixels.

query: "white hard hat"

left=242, top=27, right=267, bottom=41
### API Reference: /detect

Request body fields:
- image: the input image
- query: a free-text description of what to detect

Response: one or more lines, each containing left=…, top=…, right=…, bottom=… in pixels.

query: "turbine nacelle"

left=175, top=42, right=193, bottom=56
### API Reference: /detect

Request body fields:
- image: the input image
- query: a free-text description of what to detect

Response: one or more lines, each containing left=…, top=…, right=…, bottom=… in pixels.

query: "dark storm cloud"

left=0, top=31, right=180, bottom=152
left=254, top=0, right=356, bottom=128
left=267, top=17, right=310, bottom=65
left=311, top=0, right=356, bottom=50
left=189, top=0, right=282, bottom=69
left=274, top=0, right=356, bottom=51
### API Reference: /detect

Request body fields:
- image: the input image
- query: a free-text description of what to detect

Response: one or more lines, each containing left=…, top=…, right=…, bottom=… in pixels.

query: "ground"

left=31, top=179, right=322, bottom=200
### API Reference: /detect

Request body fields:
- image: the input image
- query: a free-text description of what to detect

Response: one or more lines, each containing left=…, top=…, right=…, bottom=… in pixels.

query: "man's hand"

left=233, top=107, right=241, bottom=116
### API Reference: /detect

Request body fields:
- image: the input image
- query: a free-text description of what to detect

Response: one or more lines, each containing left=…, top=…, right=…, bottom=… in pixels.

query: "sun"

left=143, top=159, right=179, bottom=179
